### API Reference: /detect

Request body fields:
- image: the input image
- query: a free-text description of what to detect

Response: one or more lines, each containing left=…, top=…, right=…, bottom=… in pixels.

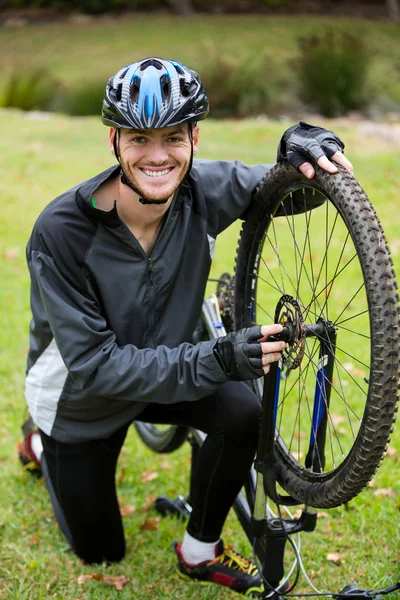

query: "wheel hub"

left=274, top=295, right=305, bottom=370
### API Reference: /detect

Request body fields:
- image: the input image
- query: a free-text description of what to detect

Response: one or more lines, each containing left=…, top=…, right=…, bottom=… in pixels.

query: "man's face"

left=110, top=124, right=199, bottom=202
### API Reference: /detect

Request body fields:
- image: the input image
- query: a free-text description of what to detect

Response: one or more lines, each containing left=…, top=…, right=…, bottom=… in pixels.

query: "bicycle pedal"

left=154, top=495, right=192, bottom=520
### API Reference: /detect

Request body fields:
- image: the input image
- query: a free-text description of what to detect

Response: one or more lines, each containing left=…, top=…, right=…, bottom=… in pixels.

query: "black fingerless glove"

left=213, top=326, right=264, bottom=381
left=277, top=121, right=345, bottom=170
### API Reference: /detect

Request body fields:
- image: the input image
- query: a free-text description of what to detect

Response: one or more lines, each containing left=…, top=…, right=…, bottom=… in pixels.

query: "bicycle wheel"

left=235, top=161, right=399, bottom=508
left=134, top=422, right=189, bottom=454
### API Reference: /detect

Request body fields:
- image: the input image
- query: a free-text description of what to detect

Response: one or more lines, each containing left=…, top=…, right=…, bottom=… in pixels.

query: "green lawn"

left=0, top=109, right=399, bottom=599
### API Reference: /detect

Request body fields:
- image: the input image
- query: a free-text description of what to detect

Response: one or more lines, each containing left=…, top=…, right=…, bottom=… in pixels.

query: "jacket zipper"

left=115, top=191, right=179, bottom=347
left=145, top=192, right=179, bottom=347
left=147, top=257, right=156, bottom=347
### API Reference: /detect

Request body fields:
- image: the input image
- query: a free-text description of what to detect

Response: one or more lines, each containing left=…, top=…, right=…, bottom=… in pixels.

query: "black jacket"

left=25, top=159, right=270, bottom=442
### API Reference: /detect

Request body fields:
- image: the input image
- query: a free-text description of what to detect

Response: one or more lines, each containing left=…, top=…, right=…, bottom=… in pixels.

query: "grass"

left=0, top=15, right=399, bottom=114
left=0, top=108, right=399, bottom=599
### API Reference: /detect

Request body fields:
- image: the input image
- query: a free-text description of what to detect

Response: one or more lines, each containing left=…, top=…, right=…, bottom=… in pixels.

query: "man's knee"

left=73, top=536, right=126, bottom=564
left=218, top=382, right=261, bottom=440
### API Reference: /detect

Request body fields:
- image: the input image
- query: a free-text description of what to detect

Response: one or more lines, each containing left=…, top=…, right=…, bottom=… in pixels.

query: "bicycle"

left=135, top=162, right=400, bottom=598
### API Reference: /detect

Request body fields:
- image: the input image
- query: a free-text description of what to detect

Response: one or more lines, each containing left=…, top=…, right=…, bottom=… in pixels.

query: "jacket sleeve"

left=191, top=159, right=272, bottom=235
left=28, top=243, right=229, bottom=405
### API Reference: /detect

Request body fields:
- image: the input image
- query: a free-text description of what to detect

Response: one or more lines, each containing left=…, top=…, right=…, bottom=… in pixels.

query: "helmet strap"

left=187, top=122, right=194, bottom=176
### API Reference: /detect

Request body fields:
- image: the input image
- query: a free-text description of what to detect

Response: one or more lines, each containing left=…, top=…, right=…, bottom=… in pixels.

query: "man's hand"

left=213, top=324, right=286, bottom=381
left=277, top=121, right=353, bottom=179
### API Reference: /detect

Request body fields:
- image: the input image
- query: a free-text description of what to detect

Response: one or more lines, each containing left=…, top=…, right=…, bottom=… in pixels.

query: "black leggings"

left=40, top=381, right=261, bottom=564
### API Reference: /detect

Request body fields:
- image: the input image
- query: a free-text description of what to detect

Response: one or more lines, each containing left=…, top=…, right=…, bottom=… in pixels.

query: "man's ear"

left=192, top=125, right=200, bottom=156
left=109, top=128, right=116, bottom=155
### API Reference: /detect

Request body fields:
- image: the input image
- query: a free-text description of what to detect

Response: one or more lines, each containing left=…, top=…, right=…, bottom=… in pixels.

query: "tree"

left=387, top=0, right=400, bottom=21
left=166, top=0, right=194, bottom=15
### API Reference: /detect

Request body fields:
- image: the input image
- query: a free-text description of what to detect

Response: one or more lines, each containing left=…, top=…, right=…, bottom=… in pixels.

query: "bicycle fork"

left=253, top=321, right=337, bottom=593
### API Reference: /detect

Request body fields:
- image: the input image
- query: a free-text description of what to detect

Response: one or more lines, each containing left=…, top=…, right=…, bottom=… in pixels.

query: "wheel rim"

left=250, top=186, right=372, bottom=481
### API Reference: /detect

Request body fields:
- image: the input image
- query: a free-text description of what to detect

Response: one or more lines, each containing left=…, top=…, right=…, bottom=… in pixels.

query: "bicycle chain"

left=216, top=273, right=235, bottom=333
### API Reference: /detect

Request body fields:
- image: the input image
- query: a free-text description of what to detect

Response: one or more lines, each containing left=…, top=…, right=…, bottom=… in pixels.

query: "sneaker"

left=17, top=422, right=42, bottom=477
left=173, top=539, right=264, bottom=597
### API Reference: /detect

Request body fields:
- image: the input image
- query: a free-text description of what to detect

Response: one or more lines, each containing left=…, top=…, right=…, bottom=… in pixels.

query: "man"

left=18, top=58, right=352, bottom=597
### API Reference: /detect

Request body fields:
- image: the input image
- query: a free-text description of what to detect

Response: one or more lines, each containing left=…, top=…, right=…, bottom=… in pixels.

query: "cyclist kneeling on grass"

left=18, top=58, right=353, bottom=597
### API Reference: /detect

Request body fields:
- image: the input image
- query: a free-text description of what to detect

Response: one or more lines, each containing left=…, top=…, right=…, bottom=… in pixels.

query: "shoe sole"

left=175, top=566, right=264, bottom=597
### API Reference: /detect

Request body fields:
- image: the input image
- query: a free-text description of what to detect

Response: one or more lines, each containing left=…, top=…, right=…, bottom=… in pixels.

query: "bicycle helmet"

left=102, top=57, right=209, bottom=130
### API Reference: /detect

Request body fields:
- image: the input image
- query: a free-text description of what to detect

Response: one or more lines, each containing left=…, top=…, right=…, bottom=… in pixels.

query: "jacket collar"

left=76, top=165, right=122, bottom=228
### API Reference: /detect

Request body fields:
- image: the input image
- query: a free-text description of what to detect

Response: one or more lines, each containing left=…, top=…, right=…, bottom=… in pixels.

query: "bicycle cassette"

left=274, top=295, right=305, bottom=370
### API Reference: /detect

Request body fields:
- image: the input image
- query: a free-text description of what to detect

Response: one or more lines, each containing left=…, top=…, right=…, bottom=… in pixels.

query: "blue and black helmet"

left=101, top=58, right=209, bottom=130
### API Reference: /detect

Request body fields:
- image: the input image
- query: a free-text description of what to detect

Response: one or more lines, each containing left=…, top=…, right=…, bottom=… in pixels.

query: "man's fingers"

left=261, top=341, right=286, bottom=354
left=298, top=161, right=315, bottom=179
left=299, top=152, right=353, bottom=179
left=316, top=155, right=338, bottom=173
left=331, top=151, right=354, bottom=175
left=259, top=323, right=283, bottom=340
left=261, top=352, right=282, bottom=367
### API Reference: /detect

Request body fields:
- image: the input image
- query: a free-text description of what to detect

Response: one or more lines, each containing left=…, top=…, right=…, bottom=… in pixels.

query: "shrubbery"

left=0, top=31, right=386, bottom=120
left=0, top=67, right=58, bottom=111
left=296, top=31, right=370, bottom=117
left=199, top=45, right=277, bottom=118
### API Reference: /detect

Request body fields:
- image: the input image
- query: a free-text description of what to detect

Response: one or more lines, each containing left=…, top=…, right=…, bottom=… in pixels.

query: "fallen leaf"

left=291, top=451, right=303, bottom=461
left=104, top=575, right=129, bottom=591
left=119, top=503, right=136, bottom=517
left=353, top=368, right=366, bottom=378
left=29, top=535, right=39, bottom=544
left=318, top=511, right=330, bottom=518
left=116, top=467, right=126, bottom=485
left=368, top=479, right=376, bottom=488
left=292, top=509, right=302, bottom=519
left=140, top=517, right=160, bottom=531
left=373, top=488, right=396, bottom=498
left=293, top=431, right=306, bottom=439
left=330, top=413, right=346, bottom=426
left=77, top=573, right=104, bottom=585
left=141, top=495, right=156, bottom=512
left=4, top=247, right=20, bottom=260
left=140, top=470, right=159, bottom=483
left=386, top=446, right=398, bottom=461
left=326, top=552, right=345, bottom=564
left=161, top=459, right=170, bottom=470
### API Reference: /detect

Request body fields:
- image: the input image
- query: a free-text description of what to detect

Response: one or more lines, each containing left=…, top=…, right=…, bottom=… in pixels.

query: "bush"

left=62, top=79, right=106, bottom=116
left=296, top=31, right=370, bottom=117
left=199, top=45, right=281, bottom=118
left=0, top=67, right=59, bottom=111
left=60, top=48, right=286, bottom=119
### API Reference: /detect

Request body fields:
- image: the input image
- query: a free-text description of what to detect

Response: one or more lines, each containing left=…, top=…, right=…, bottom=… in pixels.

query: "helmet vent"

left=160, top=74, right=170, bottom=100
left=130, top=76, right=140, bottom=102
left=116, top=83, right=123, bottom=102
left=180, top=79, right=194, bottom=97
left=120, top=67, right=129, bottom=80
left=173, top=63, right=184, bottom=75
left=140, top=59, right=163, bottom=71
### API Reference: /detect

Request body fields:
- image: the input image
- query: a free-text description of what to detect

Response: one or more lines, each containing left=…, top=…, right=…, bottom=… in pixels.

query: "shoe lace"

left=209, top=545, right=259, bottom=576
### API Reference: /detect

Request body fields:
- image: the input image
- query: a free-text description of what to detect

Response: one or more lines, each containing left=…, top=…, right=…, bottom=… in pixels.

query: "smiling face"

left=110, top=124, right=199, bottom=203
